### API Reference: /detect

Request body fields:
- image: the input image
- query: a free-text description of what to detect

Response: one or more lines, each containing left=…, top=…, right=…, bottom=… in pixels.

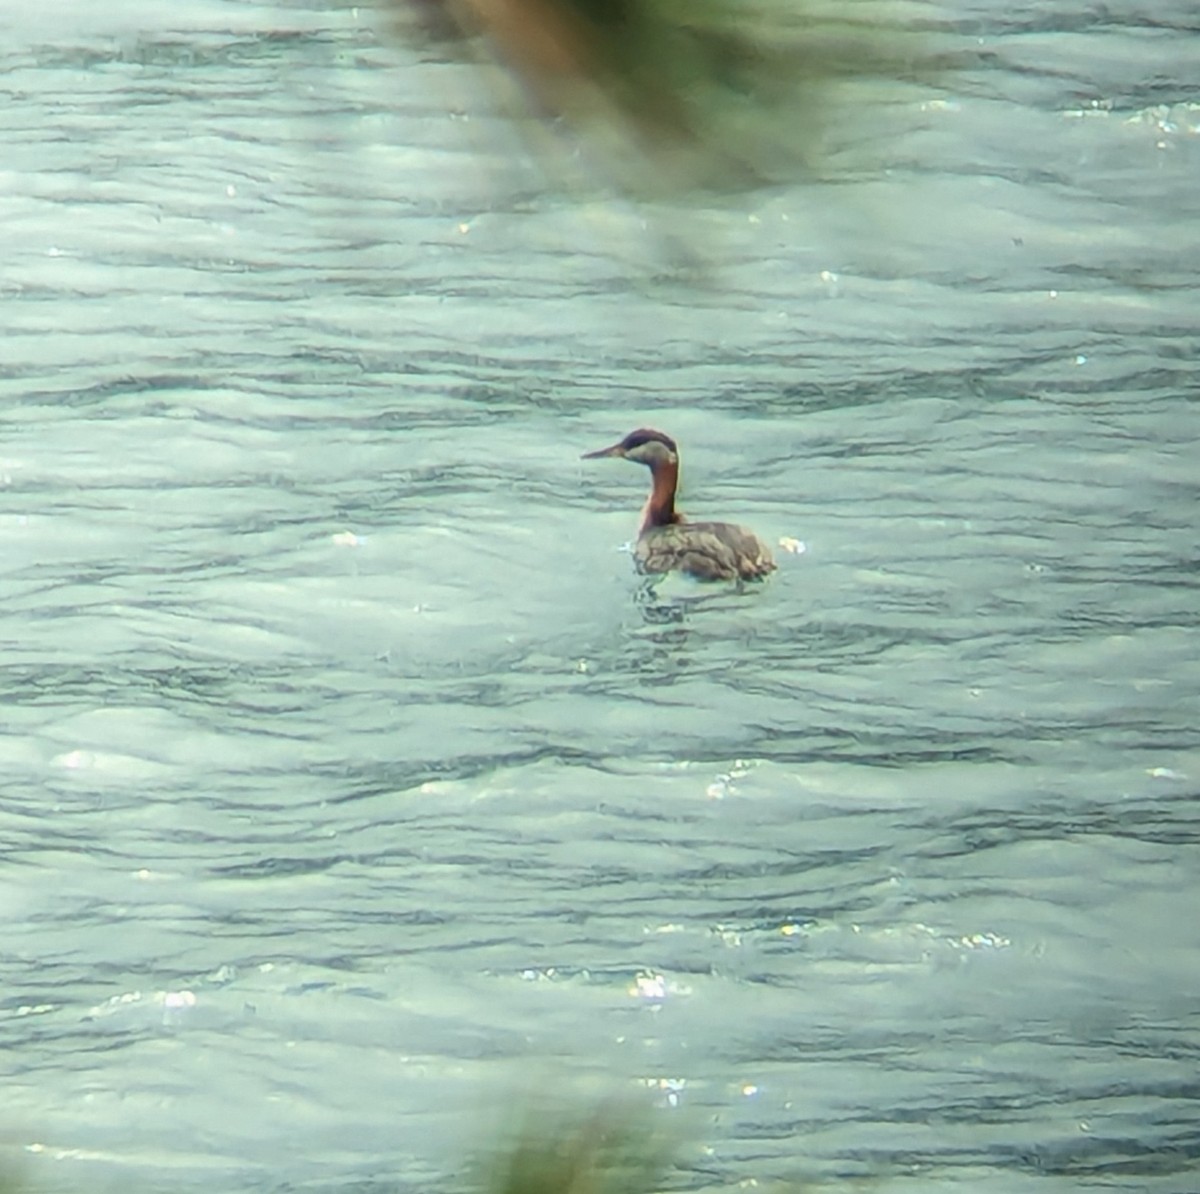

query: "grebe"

left=582, top=428, right=776, bottom=582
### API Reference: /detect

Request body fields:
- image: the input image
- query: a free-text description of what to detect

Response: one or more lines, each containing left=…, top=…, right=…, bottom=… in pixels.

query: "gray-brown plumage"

left=582, top=428, right=775, bottom=582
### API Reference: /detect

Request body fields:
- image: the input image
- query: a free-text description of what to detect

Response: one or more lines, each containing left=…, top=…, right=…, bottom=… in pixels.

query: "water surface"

left=2, top=2, right=1198, bottom=1192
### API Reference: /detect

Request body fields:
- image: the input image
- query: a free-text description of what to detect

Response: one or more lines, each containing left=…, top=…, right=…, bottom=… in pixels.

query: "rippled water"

left=2, top=2, right=1198, bottom=1192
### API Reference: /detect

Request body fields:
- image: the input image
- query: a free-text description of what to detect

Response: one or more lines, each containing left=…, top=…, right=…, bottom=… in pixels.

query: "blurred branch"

left=476, top=1094, right=678, bottom=1194
left=389, top=0, right=954, bottom=197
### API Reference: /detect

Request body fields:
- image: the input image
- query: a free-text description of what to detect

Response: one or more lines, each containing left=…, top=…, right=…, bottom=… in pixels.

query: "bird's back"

left=636, top=520, right=776, bottom=582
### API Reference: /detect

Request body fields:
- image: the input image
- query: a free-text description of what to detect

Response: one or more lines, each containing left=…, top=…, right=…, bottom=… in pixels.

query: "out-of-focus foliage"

left=476, top=1094, right=679, bottom=1194
left=390, top=0, right=953, bottom=197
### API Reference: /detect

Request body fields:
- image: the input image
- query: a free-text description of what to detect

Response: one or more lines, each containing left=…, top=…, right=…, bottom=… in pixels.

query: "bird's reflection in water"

left=635, top=581, right=688, bottom=626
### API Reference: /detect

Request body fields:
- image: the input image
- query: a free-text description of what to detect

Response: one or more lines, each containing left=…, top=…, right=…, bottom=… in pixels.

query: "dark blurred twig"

left=390, top=0, right=953, bottom=197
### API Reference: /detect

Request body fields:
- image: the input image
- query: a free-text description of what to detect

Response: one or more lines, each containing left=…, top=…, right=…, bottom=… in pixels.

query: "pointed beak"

left=581, top=440, right=626, bottom=460
left=580, top=439, right=628, bottom=458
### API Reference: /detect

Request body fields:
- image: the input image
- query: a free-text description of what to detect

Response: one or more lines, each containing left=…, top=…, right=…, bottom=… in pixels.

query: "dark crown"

left=621, top=428, right=677, bottom=453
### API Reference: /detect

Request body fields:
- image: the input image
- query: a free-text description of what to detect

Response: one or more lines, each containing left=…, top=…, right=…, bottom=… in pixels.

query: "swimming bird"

left=582, top=428, right=775, bottom=582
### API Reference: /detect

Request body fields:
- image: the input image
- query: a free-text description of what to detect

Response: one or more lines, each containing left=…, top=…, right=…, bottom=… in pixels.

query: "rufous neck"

left=639, top=460, right=679, bottom=532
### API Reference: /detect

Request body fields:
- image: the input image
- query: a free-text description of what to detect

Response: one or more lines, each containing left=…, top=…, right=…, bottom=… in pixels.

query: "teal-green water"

left=2, top=2, right=1198, bottom=1192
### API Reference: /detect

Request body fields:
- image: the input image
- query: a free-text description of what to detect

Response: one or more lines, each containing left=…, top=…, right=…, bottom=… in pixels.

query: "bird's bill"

left=580, top=440, right=626, bottom=460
